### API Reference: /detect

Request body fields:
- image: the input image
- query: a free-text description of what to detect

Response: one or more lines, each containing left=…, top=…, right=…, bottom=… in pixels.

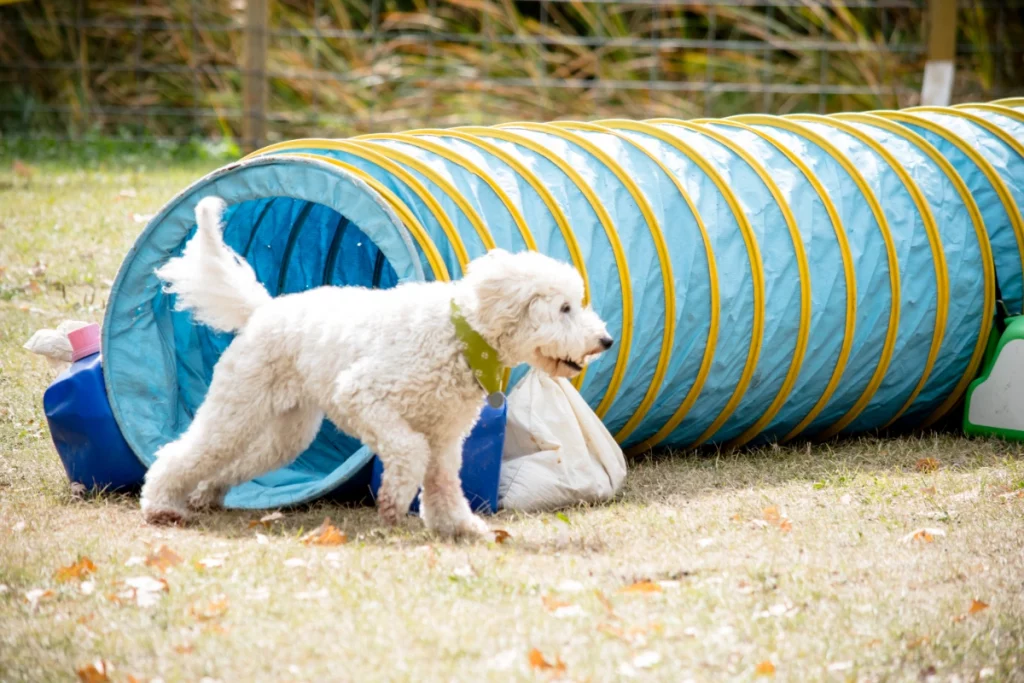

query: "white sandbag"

left=499, top=368, right=627, bottom=511
left=23, top=320, right=92, bottom=371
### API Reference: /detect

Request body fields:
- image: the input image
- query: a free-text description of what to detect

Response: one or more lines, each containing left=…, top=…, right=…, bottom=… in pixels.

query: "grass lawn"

left=1, top=154, right=1023, bottom=682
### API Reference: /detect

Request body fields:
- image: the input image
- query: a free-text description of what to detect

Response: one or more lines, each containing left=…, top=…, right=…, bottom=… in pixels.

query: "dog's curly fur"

left=140, top=197, right=612, bottom=538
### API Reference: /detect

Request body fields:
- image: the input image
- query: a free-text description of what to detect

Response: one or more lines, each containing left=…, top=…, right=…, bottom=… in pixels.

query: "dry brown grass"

left=2, top=157, right=1024, bottom=682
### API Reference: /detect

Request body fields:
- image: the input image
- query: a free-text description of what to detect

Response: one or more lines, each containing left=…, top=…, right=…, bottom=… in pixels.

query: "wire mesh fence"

left=0, top=0, right=1021, bottom=149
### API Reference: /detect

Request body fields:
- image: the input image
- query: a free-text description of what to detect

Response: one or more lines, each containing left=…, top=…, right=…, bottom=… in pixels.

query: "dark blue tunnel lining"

left=277, top=201, right=316, bottom=295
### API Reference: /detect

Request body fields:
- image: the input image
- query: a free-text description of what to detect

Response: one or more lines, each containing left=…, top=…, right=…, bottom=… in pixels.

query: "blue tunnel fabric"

left=104, top=103, right=1015, bottom=510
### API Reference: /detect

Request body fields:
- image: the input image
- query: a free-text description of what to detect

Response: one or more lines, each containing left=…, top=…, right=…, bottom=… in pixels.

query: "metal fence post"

left=243, top=0, right=269, bottom=153
left=921, top=0, right=957, bottom=107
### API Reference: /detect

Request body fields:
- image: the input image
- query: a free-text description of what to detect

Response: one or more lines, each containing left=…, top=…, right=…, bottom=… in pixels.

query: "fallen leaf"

left=901, top=527, right=946, bottom=544
left=620, top=580, right=662, bottom=595
left=56, top=557, right=97, bottom=583
left=915, top=457, right=940, bottom=473
left=174, top=644, right=194, bottom=655
left=921, top=486, right=937, bottom=496
left=12, top=159, right=35, bottom=179
left=542, top=595, right=571, bottom=611
left=116, top=577, right=169, bottom=608
left=248, top=511, right=285, bottom=529
left=77, top=613, right=95, bottom=625
left=493, top=529, right=512, bottom=544
left=528, top=648, right=566, bottom=673
left=451, top=565, right=474, bottom=579
left=25, top=588, right=55, bottom=607
left=301, top=518, right=347, bottom=546
left=195, top=557, right=225, bottom=570
left=969, top=599, right=989, bottom=614
left=762, top=506, right=792, bottom=532
left=76, top=659, right=112, bottom=682
left=952, top=614, right=967, bottom=623
left=190, top=596, right=229, bottom=621
left=906, top=636, right=929, bottom=649
left=551, top=604, right=583, bottom=619
left=145, top=545, right=182, bottom=572
left=594, top=590, right=615, bottom=615
left=633, top=651, right=661, bottom=669
left=755, top=659, right=776, bottom=676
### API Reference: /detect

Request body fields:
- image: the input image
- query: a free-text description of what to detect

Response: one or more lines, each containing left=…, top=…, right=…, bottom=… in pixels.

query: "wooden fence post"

left=921, top=0, right=957, bottom=106
left=243, top=0, right=269, bottom=153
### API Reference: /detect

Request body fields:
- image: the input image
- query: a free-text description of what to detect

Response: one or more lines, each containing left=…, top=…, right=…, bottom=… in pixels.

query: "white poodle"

left=140, top=197, right=613, bottom=539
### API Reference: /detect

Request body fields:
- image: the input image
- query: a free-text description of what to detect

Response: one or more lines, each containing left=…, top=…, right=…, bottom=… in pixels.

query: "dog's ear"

left=464, top=250, right=539, bottom=335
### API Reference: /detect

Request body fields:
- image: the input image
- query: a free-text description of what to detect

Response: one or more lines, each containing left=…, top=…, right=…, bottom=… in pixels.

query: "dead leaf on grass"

left=145, top=545, right=182, bottom=572
left=594, top=590, right=615, bottom=615
left=195, top=557, right=225, bottom=570
left=901, top=528, right=946, bottom=544
left=528, top=648, right=566, bottom=674
left=542, top=595, right=571, bottom=611
left=75, top=659, right=112, bottom=682
left=25, top=588, right=55, bottom=607
left=174, top=643, right=194, bottom=655
left=190, top=596, right=229, bottom=621
left=12, top=160, right=35, bottom=179
left=755, top=659, right=776, bottom=676
left=915, top=457, right=940, bottom=473
left=906, top=635, right=929, bottom=649
left=620, top=580, right=662, bottom=595
left=248, top=511, right=285, bottom=529
left=762, top=506, right=792, bottom=532
left=110, top=577, right=169, bottom=608
left=969, top=599, right=989, bottom=614
left=56, top=557, right=96, bottom=583
left=301, top=518, right=347, bottom=546
left=493, top=529, right=512, bottom=544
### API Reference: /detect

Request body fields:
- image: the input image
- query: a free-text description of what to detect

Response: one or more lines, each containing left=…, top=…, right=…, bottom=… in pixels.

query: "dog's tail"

left=155, top=196, right=272, bottom=333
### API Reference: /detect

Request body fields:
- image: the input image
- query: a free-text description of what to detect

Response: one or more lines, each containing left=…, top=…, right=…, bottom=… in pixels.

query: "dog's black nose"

left=600, top=336, right=614, bottom=350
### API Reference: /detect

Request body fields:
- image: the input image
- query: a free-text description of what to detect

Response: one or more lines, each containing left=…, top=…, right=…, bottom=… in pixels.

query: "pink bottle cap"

left=68, top=323, right=101, bottom=361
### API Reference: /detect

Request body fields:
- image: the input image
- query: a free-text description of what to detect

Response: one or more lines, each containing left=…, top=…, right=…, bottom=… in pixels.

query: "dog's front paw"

left=141, top=499, right=191, bottom=526
left=424, top=510, right=490, bottom=541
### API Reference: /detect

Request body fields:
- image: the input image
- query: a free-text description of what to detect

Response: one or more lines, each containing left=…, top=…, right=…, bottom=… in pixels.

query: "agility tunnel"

left=102, top=99, right=1024, bottom=508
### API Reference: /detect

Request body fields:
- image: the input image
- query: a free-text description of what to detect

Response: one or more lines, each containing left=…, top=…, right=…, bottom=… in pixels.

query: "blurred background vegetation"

left=0, top=0, right=1021, bottom=149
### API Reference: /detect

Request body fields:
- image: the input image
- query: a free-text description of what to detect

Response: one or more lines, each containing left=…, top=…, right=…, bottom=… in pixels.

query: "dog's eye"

left=560, top=303, right=572, bottom=314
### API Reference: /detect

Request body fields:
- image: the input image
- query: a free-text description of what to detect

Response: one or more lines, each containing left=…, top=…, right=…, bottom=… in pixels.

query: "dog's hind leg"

left=142, top=399, right=323, bottom=525
left=188, top=404, right=325, bottom=511
left=420, top=438, right=490, bottom=541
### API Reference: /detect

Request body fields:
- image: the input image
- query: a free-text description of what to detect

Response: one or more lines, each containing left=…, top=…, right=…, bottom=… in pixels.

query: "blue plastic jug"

left=370, top=393, right=507, bottom=515
left=42, top=324, right=147, bottom=492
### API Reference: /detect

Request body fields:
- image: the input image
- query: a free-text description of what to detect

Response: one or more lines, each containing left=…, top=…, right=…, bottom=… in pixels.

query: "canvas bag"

left=499, top=369, right=627, bottom=511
